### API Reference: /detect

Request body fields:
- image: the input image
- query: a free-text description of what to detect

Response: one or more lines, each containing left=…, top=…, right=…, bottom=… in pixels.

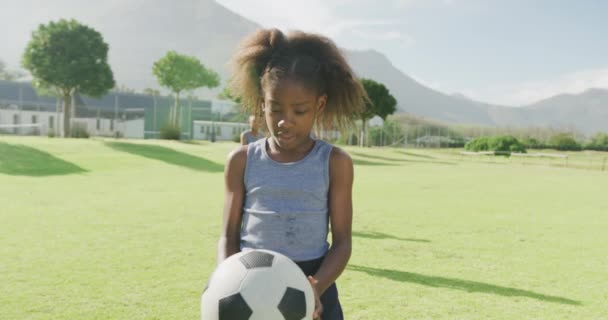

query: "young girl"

left=240, top=115, right=264, bottom=145
left=217, top=28, right=367, bottom=320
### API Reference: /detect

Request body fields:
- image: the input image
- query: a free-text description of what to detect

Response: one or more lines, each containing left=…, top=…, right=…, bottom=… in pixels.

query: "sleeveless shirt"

left=243, top=131, right=263, bottom=144
left=240, top=138, right=333, bottom=261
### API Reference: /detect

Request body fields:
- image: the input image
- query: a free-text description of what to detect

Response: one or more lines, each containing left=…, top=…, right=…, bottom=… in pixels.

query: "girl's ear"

left=316, top=94, right=327, bottom=114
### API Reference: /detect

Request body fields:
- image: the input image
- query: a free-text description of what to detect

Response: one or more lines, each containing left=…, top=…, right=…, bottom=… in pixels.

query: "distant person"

left=240, top=115, right=264, bottom=145
left=215, top=28, right=367, bottom=320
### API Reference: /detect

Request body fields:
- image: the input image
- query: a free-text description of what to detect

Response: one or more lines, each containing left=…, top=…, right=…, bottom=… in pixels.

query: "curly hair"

left=229, top=28, right=368, bottom=132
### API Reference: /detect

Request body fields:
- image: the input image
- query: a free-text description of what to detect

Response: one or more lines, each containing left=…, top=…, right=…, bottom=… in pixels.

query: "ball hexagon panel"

left=239, top=250, right=275, bottom=269
left=278, top=287, right=307, bottom=320
left=218, top=293, right=253, bottom=320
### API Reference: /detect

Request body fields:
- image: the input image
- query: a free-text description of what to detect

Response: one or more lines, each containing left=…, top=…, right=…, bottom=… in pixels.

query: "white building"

left=0, top=108, right=144, bottom=138
left=193, top=120, right=249, bottom=141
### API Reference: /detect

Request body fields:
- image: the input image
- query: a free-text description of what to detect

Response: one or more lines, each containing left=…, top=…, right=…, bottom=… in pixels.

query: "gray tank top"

left=241, top=138, right=333, bottom=261
left=243, top=131, right=263, bottom=144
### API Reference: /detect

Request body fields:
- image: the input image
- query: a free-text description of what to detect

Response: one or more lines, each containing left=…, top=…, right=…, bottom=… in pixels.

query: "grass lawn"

left=1, top=136, right=607, bottom=319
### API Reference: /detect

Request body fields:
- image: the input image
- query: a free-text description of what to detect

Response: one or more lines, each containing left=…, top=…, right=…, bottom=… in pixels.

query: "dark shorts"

left=296, top=256, right=344, bottom=320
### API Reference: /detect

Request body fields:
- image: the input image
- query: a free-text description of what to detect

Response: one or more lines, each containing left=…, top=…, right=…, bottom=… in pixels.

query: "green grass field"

left=1, top=136, right=607, bottom=319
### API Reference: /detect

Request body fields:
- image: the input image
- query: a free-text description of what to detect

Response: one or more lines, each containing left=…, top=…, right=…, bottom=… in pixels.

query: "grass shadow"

left=352, top=158, right=399, bottom=166
left=396, top=150, right=436, bottom=159
left=106, top=142, right=223, bottom=172
left=351, top=151, right=457, bottom=165
left=351, top=152, right=411, bottom=163
left=353, top=231, right=431, bottom=243
left=0, top=142, right=87, bottom=176
left=348, top=265, right=582, bottom=306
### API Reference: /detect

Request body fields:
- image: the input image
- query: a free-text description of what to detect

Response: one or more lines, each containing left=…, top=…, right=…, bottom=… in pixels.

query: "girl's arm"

left=216, top=146, right=247, bottom=265
left=312, top=147, right=354, bottom=294
left=240, top=132, right=247, bottom=145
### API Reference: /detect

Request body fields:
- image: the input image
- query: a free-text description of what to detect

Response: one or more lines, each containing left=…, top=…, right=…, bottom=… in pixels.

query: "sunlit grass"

left=1, top=136, right=606, bottom=319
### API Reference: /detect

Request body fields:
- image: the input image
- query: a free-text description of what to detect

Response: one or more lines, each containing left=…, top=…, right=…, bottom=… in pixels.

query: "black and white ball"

left=201, top=249, right=314, bottom=320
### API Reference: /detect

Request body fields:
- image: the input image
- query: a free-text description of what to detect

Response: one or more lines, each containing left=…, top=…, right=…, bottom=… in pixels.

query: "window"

left=96, top=118, right=100, bottom=130
left=13, top=114, right=19, bottom=124
left=32, top=115, right=37, bottom=124
left=49, top=116, right=54, bottom=129
left=200, top=126, right=205, bottom=134
left=110, top=119, right=114, bottom=131
left=216, top=126, right=221, bottom=135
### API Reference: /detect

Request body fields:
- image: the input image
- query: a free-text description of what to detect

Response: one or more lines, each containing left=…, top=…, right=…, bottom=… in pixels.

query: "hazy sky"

left=2, top=0, right=607, bottom=106
left=216, top=0, right=608, bottom=106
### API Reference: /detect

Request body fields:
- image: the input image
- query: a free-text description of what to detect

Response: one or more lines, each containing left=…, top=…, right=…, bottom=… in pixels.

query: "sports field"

left=1, top=136, right=607, bottom=319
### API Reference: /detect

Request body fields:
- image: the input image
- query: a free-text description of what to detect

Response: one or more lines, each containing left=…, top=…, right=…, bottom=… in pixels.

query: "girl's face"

left=261, top=78, right=326, bottom=151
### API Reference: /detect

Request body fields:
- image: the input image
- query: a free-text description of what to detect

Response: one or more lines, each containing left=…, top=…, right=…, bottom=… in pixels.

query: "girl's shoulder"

left=328, top=145, right=353, bottom=166
left=225, top=145, right=249, bottom=172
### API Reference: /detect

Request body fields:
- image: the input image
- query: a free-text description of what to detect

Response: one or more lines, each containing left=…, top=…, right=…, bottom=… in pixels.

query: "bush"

left=48, top=130, right=56, bottom=138
left=160, top=125, right=181, bottom=140
left=464, top=136, right=492, bottom=151
left=585, top=132, right=608, bottom=151
left=465, top=135, right=526, bottom=154
left=70, top=123, right=90, bottom=138
left=549, top=133, right=581, bottom=151
left=521, top=136, right=545, bottom=149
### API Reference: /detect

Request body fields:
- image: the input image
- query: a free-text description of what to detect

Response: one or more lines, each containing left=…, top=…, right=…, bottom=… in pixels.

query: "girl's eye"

left=295, top=110, right=308, bottom=115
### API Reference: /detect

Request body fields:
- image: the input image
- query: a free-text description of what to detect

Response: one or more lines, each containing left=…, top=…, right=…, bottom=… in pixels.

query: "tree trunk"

left=62, top=91, right=71, bottom=138
left=175, top=92, right=181, bottom=128
left=359, top=118, right=368, bottom=147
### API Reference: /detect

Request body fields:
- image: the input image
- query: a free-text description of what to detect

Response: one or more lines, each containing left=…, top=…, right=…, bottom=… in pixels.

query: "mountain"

left=521, top=89, right=608, bottom=133
left=2, top=0, right=607, bottom=133
left=345, top=49, right=500, bottom=125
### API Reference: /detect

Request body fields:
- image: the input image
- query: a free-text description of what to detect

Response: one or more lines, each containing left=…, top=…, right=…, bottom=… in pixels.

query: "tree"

left=586, top=132, right=608, bottom=151
left=152, top=51, right=219, bottom=128
left=549, top=133, right=582, bottom=151
left=360, top=78, right=397, bottom=146
left=218, top=86, right=248, bottom=123
left=0, top=60, right=25, bottom=81
left=22, top=19, right=114, bottom=137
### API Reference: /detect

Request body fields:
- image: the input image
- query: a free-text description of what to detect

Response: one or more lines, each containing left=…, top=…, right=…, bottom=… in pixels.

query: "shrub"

left=585, top=132, right=608, bottom=151
left=465, top=135, right=526, bottom=154
left=521, top=136, right=545, bottom=149
left=465, top=136, right=493, bottom=151
left=549, top=133, right=581, bottom=151
left=160, top=125, right=181, bottom=140
left=70, top=123, right=90, bottom=138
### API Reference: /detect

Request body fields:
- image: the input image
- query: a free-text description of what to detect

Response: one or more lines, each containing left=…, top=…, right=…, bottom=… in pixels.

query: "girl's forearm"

left=216, top=236, right=241, bottom=265
left=312, top=240, right=352, bottom=294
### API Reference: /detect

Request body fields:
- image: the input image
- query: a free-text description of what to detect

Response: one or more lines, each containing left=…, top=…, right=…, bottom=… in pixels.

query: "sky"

left=216, top=0, right=608, bottom=106
left=1, top=0, right=607, bottom=106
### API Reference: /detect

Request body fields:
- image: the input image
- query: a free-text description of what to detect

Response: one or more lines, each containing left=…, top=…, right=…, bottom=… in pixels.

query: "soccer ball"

left=201, top=249, right=314, bottom=320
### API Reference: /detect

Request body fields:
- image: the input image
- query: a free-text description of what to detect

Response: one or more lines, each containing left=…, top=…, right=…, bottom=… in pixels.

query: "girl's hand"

left=308, top=276, right=323, bottom=320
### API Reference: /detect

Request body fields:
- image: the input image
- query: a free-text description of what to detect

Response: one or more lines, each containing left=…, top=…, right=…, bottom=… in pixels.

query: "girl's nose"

left=278, top=114, right=295, bottom=128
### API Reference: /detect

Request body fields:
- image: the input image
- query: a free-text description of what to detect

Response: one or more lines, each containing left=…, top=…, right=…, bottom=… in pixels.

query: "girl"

left=240, top=115, right=264, bottom=145
left=217, top=28, right=367, bottom=320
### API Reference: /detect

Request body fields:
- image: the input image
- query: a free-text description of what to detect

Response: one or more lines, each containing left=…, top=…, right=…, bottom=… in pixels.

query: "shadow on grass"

left=348, top=265, right=582, bottom=306
left=0, top=142, right=87, bottom=176
left=353, top=231, right=431, bottom=243
left=352, top=158, right=399, bottom=166
left=105, top=142, right=223, bottom=172
left=353, top=151, right=457, bottom=166
left=396, top=150, right=436, bottom=159
left=351, top=152, right=411, bottom=163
